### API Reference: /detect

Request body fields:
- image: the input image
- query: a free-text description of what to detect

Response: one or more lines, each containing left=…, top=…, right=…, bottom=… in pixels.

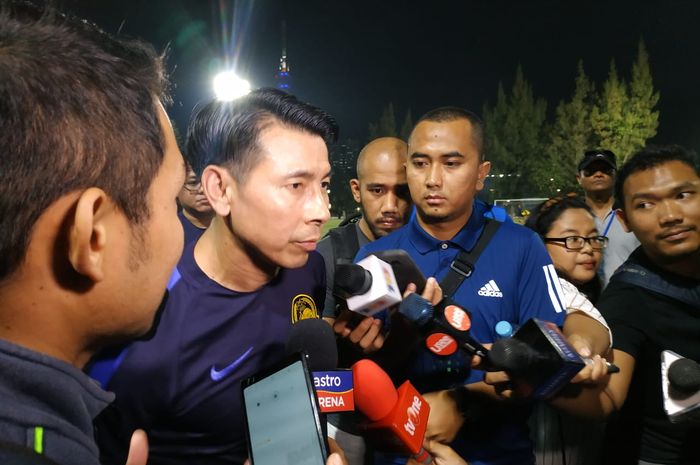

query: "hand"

left=332, top=311, right=385, bottom=353
left=423, top=390, right=464, bottom=443
left=403, top=277, right=443, bottom=306
left=125, top=429, right=148, bottom=465
left=327, top=437, right=348, bottom=465
left=407, top=439, right=469, bottom=465
left=483, top=370, right=533, bottom=399
left=570, top=354, right=610, bottom=385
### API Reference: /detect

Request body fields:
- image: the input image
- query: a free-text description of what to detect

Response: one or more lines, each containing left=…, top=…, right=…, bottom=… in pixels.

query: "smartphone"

left=242, top=352, right=328, bottom=465
left=371, top=249, right=427, bottom=294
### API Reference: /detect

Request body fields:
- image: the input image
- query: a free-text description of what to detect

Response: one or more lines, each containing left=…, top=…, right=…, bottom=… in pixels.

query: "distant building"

left=275, top=21, right=292, bottom=91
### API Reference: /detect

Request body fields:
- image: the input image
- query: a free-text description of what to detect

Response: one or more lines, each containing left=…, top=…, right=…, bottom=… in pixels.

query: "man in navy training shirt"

left=356, top=107, right=576, bottom=465
left=100, top=89, right=341, bottom=465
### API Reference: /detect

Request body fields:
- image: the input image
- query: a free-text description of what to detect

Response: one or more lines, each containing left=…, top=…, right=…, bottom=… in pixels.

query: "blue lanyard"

left=602, top=211, right=615, bottom=237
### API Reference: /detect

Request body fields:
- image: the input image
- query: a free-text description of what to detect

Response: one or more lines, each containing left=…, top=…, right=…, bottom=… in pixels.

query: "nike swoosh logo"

left=210, top=346, right=254, bottom=381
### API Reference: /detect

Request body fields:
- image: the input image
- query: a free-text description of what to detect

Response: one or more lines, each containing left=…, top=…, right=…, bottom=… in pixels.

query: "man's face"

left=104, top=105, right=185, bottom=338
left=577, top=162, right=616, bottom=195
left=407, top=119, right=490, bottom=225
left=178, top=165, right=212, bottom=214
left=351, top=150, right=411, bottom=239
left=620, top=160, right=700, bottom=265
left=228, top=123, right=331, bottom=269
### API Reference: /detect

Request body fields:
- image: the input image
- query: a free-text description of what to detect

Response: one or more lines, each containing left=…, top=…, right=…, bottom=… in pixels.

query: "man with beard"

left=317, top=137, right=411, bottom=465
left=319, top=137, right=411, bottom=324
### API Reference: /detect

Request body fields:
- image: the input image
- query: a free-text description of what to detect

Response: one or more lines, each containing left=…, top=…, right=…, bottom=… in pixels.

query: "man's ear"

left=349, top=179, right=361, bottom=203
left=476, top=161, right=491, bottom=191
left=616, top=208, right=631, bottom=233
left=68, top=188, right=111, bottom=282
left=202, top=166, right=234, bottom=216
left=576, top=172, right=583, bottom=186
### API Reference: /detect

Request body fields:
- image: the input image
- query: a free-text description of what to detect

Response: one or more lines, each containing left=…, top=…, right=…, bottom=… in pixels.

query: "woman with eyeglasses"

left=524, top=194, right=613, bottom=465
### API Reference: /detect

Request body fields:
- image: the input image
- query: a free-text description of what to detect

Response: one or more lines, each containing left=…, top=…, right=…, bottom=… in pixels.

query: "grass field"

left=322, top=217, right=342, bottom=236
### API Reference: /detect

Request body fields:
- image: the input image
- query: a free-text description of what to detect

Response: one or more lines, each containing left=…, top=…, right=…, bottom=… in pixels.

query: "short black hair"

left=615, top=145, right=700, bottom=209
left=413, top=107, right=485, bottom=161
left=185, top=88, right=338, bottom=180
left=525, top=194, right=594, bottom=238
left=0, top=1, right=169, bottom=281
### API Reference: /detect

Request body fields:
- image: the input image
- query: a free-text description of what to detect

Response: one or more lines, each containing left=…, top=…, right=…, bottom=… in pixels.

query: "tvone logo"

left=403, top=395, right=422, bottom=436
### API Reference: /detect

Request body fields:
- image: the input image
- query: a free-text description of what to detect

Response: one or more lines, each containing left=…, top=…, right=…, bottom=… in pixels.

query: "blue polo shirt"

left=101, top=241, right=326, bottom=465
left=357, top=200, right=566, bottom=465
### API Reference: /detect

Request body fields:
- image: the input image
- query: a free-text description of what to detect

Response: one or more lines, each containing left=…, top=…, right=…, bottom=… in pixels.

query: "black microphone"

left=489, top=338, right=620, bottom=375
left=285, top=317, right=338, bottom=371
left=668, top=358, right=700, bottom=397
left=286, top=318, right=355, bottom=414
left=398, top=293, right=489, bottom=360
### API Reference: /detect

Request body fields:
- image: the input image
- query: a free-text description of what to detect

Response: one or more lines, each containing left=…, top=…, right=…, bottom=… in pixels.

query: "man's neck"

left=357, top=217, right=376, bottom=242
left=585, top=192, right=614, bottom=219
left=416, top=207, right=471, bottom=242
left=182, top=208, right=213, bottom=230
left=0, top=285, right=92, bottom=368
left=649, top=248, right=700, bottom=280
left=194, top=217, right=278, bottom=292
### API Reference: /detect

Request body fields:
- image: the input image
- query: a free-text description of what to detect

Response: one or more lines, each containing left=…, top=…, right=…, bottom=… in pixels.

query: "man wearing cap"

left=577, top=150, right=639, bottom=287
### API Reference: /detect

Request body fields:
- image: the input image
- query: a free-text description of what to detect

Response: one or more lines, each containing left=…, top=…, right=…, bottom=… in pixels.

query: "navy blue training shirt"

left=105, top=241, right=326, bottom=465
left=358, top=199, right=566, bottom=465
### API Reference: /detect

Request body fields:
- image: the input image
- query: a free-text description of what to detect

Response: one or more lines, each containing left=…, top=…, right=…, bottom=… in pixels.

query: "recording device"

left=285, top=318, right=355, bottom=413
left=661, top=350, right=700, bottom=424
left=334, top=250, right=428, bottom=316
left=242, top=352, right=328, bottom=465
left=487, top=319, right=602, bottom=398
left=351, top=359, right=432, bottom=464
left=398, top=292, right=489, bottom=360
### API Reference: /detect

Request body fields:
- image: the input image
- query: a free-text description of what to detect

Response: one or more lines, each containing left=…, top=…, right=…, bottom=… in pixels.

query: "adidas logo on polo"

left=478, top=280, right=503, bottom=298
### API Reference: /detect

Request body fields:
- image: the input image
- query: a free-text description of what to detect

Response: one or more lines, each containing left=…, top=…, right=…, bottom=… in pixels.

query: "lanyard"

left=602, top=211, right=615, bottom=237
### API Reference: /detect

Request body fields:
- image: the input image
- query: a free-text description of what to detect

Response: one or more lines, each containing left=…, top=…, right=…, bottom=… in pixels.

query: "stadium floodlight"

left=213, top=71, right=251, bottom=101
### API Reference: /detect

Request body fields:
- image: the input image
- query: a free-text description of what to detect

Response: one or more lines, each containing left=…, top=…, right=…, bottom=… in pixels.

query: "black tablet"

left=241, top=352, right=328, bottom=465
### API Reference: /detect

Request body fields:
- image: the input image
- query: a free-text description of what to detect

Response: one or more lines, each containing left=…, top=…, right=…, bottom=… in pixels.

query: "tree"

left=590, top=40, right=659, bottom=163
left=400, top=108, right=413, bottom=141
left=483, top=66, right=547, bottom=198
left=626, top=39, right=660, bottom=162
left=368, top=103, right=397, bottom=140
left=540, top=61, right=597, bottom=193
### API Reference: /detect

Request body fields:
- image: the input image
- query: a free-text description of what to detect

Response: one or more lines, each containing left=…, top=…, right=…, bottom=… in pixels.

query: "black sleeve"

left=597, top=280, right=648, bottom=359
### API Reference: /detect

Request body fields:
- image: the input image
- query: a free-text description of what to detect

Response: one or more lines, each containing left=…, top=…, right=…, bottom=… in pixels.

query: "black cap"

left=578, top=150, right=617, bottom=171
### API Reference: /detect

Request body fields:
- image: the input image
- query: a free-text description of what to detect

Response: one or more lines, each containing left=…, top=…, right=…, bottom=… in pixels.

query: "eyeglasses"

left=582, top=167, right=615, bottom=177
left=182, top=179, right=202, bottom=193
left=543, top=236, right=609, bottom=250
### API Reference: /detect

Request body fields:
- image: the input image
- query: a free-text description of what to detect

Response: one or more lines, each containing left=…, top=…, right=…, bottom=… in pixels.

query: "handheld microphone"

left=352, top=359, right=432, bottom=464
left=487, top=319, right=603, bottom=398
left=334, top=255, right=402, bottom=316
left=661, top=350, right=700, bottom=424
left=398, top=293, right=490, bottom=360
left=285, top=318, right=355, bottom=413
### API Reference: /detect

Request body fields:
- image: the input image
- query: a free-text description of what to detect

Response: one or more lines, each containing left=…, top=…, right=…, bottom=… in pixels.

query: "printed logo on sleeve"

left=291, top=294, right=319, bottom=323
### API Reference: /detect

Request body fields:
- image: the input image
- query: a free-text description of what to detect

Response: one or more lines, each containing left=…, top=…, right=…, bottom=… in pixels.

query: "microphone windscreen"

left=668, top=358, right=700, bottom=394
left=352, top=359, right=398, bottom=421
left=398, top=293, right=434, bottom=326
left=285, top=318, right=338, bottom=371
left=335, top=264, right=372, bottom=296
left=488, top=338, right=542, bottom=374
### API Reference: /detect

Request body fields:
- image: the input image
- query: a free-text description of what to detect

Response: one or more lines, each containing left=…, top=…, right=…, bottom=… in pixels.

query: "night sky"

left=64, top=0, right=700, bottom=150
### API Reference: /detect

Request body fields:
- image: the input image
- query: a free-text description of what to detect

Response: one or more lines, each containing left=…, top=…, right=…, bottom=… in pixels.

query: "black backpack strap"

left=613, top=260, right=700, bottom=308
left=440, top=219, right=502, bottom=299
left=329, top=222, right=361, bottom=265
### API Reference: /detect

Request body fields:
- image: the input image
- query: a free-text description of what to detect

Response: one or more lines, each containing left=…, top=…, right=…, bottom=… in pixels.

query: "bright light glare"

left=213, top=71, right=251, bottom=101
